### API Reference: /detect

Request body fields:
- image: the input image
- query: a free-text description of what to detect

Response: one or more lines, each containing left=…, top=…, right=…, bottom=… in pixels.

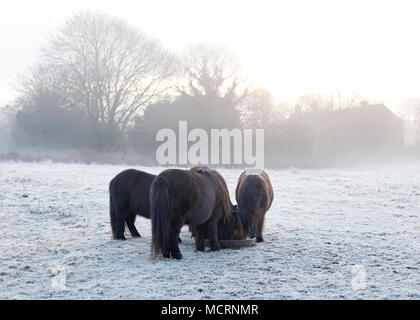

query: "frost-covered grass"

left=0, top=161, right=419, bottom=299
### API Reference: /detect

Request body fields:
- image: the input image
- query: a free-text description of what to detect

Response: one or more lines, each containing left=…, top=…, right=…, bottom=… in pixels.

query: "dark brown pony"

left=236, top=169, right=274, bottom=242
left=151, top=168, right=231, bottom=259
left=189, top=207, right=245, bottom=241
left=109, top=169, right=156, bottom=240
left=189, top=166, right=246, bottom=241
left=216, top=211, right=246, bottom=240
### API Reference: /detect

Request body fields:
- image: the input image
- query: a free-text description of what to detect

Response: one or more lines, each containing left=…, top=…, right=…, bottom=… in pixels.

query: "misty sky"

left=1, top=0, right=420, bottom=109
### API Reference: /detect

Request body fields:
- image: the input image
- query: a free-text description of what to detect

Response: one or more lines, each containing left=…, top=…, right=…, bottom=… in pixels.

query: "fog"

left=2, top=3, right=420, bottom=302
left=1, top=2, right=420, bottom=168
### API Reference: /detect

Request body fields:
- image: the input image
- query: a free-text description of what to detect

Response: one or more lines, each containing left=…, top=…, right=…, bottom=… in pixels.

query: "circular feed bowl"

left=204, top=238, right=257, bottom=249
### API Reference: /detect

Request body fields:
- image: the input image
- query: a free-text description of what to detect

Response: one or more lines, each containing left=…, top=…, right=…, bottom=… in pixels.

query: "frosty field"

left=0, top=161, right=419, bottom=299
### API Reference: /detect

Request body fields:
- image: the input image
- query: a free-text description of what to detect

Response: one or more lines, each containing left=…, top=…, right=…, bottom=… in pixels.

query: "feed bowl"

left=204, top=238, right=257, bottom=249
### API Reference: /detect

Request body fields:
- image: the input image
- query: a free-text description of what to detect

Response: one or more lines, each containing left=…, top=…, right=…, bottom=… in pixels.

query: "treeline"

left=10, top=12, right=252, bottom=152
left=3, top=11, right=418, bottom=167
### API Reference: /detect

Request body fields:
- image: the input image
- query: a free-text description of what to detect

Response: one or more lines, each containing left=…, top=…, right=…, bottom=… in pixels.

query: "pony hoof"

left=178, top=237, right=182, bottom=243
left=256, top=237, right=264, bottom=243
left=132, top=234, right=141, bottom=238
left=209, top=243, right=221, bottom=251
left=172, top=253, right=183, bottom=259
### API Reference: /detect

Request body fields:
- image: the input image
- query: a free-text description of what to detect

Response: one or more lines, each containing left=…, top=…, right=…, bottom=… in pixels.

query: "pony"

left=109, top=169, right=156, bottom=240
left=189, top=166, right=246, bottom=241
left=235, top=169, right=274, bottom=242
left=216, top=210, right=246, bottom=240
left=189, top=206, right=245, bottom=241
left=150, top=167, right=231, bottom=259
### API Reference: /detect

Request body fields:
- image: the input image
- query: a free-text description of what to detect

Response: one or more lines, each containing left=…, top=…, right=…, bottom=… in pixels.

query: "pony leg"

left=114, top=215, right=126, bottom=240
left=110, top=199, right=125, bottom=240
left=206, top=217, right=221, bottom=251
left=126, top=214, right=141, bottom=238
left=194, top=224, right=206, bottom=252
left=256, top=212, right=265, bottom=243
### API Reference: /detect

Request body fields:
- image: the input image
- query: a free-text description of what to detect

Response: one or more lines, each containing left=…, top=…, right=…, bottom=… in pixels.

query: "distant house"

left=284, top=102, right=404, bottom=152
left=333, top=102, right=404, bottom=150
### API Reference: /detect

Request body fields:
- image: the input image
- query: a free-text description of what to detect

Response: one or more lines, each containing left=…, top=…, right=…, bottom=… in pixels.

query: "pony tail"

left=151, top=176, right=171, bottom=258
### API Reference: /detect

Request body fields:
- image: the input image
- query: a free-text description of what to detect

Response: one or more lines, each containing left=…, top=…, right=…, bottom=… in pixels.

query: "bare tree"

left=18, top=11, right=177, bottom=136
left=399, top=97, right=420, bottom=144
left=0, top=105, right=15, bottom=151
left=295, top=93, right=333, bottom=112
left=179, top=44, right=248, bottom=104
left=293, top=91, right=366, bottom=152
left=296, top=91, right=364, bottom=112
left=239, top=87, right=285, bottom=128
left=333, top=91, right=364, bottom=110
left=399, top=97, right=420, bottom=123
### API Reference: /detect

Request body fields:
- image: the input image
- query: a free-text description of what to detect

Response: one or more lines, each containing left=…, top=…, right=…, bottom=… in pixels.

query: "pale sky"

left=1, top=0, right=420, bottom=110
